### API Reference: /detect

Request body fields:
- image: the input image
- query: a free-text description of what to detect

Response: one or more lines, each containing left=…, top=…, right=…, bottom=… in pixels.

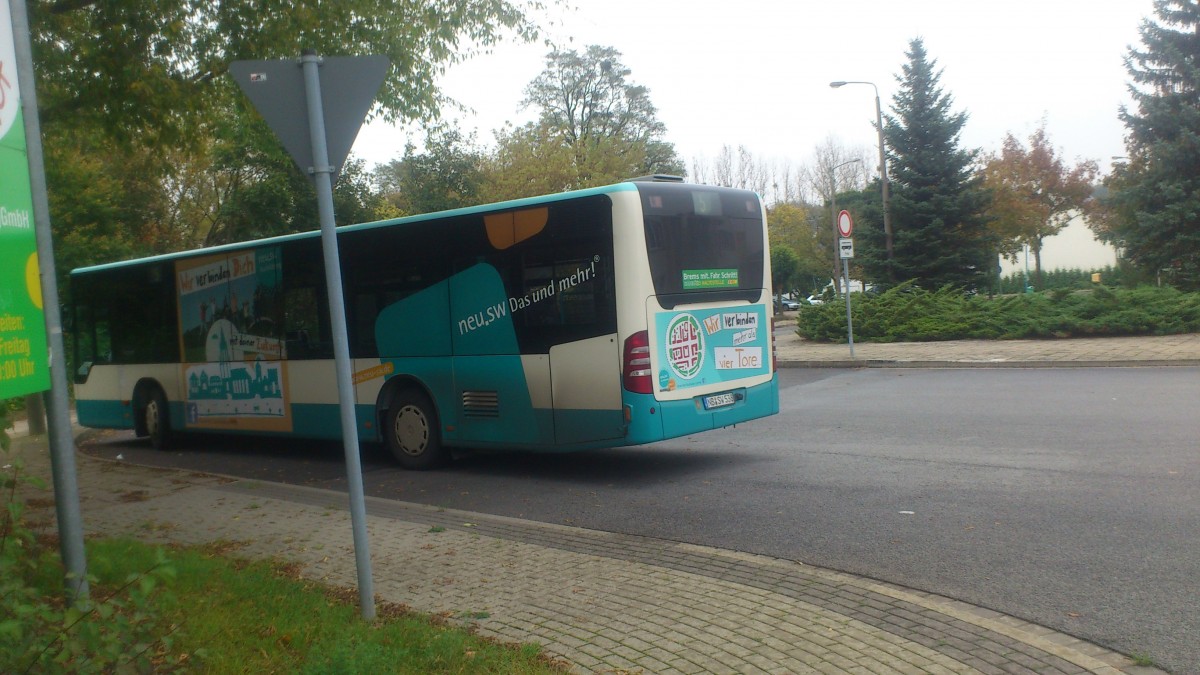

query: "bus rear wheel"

left=143, top=388, right=171, bottom=451
left=385, top=391, right=446, bottom=470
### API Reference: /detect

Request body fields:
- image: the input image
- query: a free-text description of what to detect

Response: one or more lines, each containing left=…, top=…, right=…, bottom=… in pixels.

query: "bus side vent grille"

left=462, top=391, right=500, bottom=417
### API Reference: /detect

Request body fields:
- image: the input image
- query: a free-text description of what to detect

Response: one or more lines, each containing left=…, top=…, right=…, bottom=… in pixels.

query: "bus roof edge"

left=626, top=174, right=685, bottom=183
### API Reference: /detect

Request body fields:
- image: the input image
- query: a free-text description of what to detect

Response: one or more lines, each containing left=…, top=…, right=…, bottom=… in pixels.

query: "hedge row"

left=996, top=266, right=1127, bottom=293
left=795, top=283, right=1200, bottom=343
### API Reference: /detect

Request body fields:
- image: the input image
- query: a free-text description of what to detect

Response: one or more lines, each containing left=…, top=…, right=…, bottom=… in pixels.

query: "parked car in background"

left=780, top=297, right=801, bottom=310
left=805, top=295, right=824, bottom=306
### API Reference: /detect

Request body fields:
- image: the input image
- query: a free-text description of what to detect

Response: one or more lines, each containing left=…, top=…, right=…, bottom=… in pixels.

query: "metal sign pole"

left=232, top=52, right=387, bottom=621
left=9, top=0, right=89, bottom=605
left=300, top=51, right=375, bottom=620
left=842, top=257, right=855, bottom=358
left=836, top=208, right=857, bottom=359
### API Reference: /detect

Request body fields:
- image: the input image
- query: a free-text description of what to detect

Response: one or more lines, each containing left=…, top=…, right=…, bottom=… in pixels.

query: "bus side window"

left=72, top=303, right=112, bottom=382
left=95, top=313, right=112, bottom=364
left=352, top=293, right=379, bottom=357
left=282, top=240, right=332, bottom=360
left=284, top=286, right=330, bottom=359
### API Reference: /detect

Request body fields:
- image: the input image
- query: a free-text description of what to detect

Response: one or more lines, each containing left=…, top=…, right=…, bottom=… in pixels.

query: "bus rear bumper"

left=623, top=375, right=779, bottom=445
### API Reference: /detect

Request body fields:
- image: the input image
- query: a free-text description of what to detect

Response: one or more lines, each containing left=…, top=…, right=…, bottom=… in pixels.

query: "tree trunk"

left=1033, top=238, right=1045, bottom=291
left=25, top=392, right=47, bottom=435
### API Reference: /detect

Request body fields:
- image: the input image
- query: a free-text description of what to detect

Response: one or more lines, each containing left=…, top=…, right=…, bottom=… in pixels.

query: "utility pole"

left=830, top=80, right=893, bottom=277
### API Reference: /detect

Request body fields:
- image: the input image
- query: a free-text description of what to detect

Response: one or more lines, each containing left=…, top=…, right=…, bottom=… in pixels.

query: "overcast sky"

left=352, top=0, right=1152, bottom=181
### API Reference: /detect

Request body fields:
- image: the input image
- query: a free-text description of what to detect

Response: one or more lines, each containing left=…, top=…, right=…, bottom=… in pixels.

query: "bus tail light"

left=623, top=331, right=653, bottom=394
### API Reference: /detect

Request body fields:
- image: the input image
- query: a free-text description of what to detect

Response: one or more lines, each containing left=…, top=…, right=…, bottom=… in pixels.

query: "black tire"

left=143, top=388, right=171, bottom=451
left=384, top=390, right=446, bottom=470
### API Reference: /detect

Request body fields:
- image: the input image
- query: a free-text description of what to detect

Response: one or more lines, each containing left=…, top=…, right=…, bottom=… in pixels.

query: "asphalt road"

left=82, top=367, right=1200, bottom=673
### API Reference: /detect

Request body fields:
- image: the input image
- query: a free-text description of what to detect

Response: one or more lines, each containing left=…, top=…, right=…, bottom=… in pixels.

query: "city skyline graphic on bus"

left=176, top=247, right=292, bottom=430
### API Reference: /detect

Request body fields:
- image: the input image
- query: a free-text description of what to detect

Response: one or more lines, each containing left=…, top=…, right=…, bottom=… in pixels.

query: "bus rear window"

left=638, top=183, right=765, bottom=305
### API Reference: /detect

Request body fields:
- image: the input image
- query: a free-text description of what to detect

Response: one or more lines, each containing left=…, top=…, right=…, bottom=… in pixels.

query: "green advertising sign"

left=0, top=0, right=50, bottom=398
left=681, top=268, right=739, bottom=290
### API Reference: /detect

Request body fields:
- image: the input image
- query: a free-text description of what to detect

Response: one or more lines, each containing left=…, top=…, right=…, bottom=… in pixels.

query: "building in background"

left=999, top=214, right=1118, bottom=277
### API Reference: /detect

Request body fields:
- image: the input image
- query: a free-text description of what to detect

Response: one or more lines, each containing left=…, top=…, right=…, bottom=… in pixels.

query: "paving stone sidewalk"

left=10, top=436, right=1163, bottom=675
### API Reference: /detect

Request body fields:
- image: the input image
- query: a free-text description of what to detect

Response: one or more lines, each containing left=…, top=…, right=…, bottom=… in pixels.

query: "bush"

left=795, top=282, right=1200, bottom=342
left=1, top=430, right=184, bottom=674
left=997, top=265, right=1128, bottom=293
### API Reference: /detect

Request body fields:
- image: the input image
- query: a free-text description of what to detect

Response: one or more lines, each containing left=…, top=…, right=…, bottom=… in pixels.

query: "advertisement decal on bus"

left=176, top=247, right=292, bottom=432
left=655, top=305, right=769, bottom=392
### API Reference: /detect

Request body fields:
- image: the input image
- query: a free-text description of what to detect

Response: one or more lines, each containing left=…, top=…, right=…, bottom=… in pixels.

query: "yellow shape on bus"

left=353, top=361, right=395, bottom=385
left=484, top=207, right=548, bottom=250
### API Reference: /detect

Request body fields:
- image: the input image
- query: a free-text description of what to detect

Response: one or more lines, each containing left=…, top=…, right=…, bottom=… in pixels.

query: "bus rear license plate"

left=703, top=392, right=736, bottom=410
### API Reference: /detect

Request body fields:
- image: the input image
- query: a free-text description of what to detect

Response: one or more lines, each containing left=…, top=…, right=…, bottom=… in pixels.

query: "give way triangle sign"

left=230, top=54, right=388, bottom=184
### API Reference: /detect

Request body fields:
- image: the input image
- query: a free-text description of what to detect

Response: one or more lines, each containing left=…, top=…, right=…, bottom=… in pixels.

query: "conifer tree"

left=866, top=39, right=993, bottom=291
left=1109, top=0, right=1200, bottom=289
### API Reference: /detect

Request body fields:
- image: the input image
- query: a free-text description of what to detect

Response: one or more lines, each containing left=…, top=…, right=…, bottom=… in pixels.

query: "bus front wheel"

left=143, top=388, right=171, bottom=451
left=385, top=391, right=446, bottom=470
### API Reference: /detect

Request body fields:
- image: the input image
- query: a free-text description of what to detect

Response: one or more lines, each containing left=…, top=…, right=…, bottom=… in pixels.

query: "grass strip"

left=60, top=538, right=566, bottom=673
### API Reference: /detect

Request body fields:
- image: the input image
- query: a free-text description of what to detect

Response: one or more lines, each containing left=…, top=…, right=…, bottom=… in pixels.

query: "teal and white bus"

left=71, top=178, right=780, bottom=469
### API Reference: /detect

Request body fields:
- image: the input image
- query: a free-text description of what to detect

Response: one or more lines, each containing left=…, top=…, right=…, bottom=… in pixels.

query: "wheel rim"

left=393, top=404, right=430, bottom=457
left=145, top=398, right=160, bottom=439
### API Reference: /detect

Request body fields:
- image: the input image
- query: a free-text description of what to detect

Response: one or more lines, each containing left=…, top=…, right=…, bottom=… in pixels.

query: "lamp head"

left=829, top=81, right=847, bottom=88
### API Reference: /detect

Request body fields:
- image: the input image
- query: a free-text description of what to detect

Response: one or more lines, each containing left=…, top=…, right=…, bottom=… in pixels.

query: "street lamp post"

left=830, top=80, right=893, bottom=275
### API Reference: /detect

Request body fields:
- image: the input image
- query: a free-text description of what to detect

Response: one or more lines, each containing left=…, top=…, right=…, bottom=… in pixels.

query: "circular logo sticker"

left=665, top=313, right=704, bottom=380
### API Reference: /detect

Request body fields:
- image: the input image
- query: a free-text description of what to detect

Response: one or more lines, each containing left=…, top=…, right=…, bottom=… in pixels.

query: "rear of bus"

left=614, top=181, right=779, bottom=444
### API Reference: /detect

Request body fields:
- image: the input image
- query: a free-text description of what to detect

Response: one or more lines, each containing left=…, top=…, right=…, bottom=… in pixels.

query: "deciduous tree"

left=29, top=0, right=547, bottom=150
left=28, top=0, right=549, bottom=271
left=690, top=145, right=814, bottom=206
left=806, top=139, right=872, bottom=281
left=375, top=127, right=485, bottom=216
left=488, top=44, right=683, bottom=198
left=768, top=202, right=828, bottom=292
left=480, top=121, right=592, bottom=201
left=981, top=124, right=1097, bottom=289
left=770, top=246, right=801, bottom=305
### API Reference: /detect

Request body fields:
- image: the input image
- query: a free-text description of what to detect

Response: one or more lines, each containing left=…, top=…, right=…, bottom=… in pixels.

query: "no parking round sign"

left=837, top=210, right=854, bottom=238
